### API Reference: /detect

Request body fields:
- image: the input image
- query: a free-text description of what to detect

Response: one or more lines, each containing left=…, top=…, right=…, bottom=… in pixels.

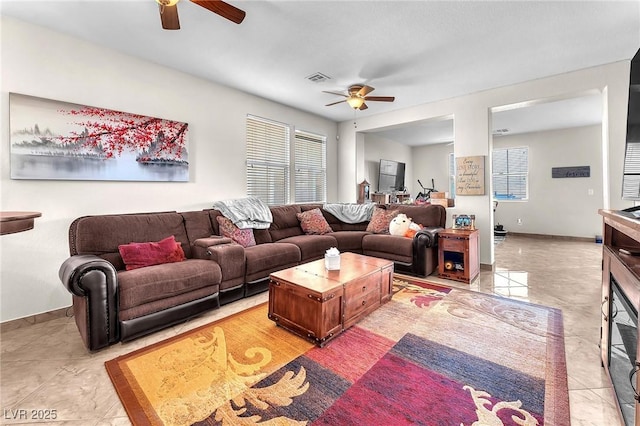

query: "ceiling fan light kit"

left=324, top=84, right=395, bottom=111
left=346, top=96, right=365, bottom=109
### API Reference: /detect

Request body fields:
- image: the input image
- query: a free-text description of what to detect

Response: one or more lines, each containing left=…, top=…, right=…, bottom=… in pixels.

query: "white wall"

left=492, top=125, right=603, bottom=238
left=369, top=125, right=604, bottom=239
left=0, top=17, right=338, bottom=322
left=362, top=133, right=413, bottom=194
left=411, top=143, right=454, bottom=197
left=340, top=61, right=630, bottom=267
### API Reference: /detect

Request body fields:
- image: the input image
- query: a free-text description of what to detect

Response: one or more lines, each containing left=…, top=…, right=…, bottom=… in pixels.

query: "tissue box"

left=325, top=254, right=341, bottom=270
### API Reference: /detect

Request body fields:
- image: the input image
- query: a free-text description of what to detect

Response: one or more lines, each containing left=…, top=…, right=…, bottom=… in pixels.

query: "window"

left=492, top=147, right=529, bottom=200
left=448, top=152, right=456, bottom=198
left=246, top=115, right=290, bottom=205
left=294, top=130, right=326, bottom=203
left=246, top=115, right=327, bottom=205
left=623, top=142, right=640, bottom=199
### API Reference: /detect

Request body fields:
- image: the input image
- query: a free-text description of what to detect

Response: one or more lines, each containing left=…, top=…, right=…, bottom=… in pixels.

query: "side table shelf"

left=438, top=228, right=479, bottom=284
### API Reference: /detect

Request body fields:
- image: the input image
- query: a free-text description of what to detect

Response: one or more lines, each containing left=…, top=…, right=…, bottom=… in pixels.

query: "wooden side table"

left=0, top=211, right=42, bottom=235
left=438, top=228, right=479, bottom=283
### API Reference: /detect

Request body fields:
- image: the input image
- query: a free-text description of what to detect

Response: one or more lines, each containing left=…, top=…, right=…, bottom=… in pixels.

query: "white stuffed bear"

left=389, top=213, right=422, bottom=237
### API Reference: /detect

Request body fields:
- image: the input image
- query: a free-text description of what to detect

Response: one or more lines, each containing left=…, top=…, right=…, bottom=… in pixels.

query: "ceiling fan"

left=324, top=85, right=395, bottom=110
left=156, top=0, right=246, bottom=30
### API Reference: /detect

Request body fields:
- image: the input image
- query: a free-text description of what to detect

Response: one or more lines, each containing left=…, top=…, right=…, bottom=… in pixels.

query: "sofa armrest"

left=411, top=227, right=444, bottom=277
left=58, top=255, right=119, bottom=351
left=192, top=241, right=245, bottom=282
left=194, top=236, right=233, bottom=248
left=414, top=227, right=443, bottom=248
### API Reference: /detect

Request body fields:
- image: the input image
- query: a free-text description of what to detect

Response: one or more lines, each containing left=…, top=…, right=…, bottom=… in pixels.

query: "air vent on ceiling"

left=306, top=72, right=332, bottom=83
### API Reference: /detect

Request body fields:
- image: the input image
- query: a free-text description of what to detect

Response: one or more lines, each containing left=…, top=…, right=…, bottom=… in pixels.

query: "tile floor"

left=0, top=234, right=621, bottom=425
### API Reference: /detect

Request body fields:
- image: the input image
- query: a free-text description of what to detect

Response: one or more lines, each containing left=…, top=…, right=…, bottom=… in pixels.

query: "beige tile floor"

left=0, top=234, right=621, bottom=425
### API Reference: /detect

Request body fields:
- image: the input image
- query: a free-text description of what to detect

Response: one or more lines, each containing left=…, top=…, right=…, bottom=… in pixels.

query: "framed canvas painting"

left=9, top=93, right=189, bottom=181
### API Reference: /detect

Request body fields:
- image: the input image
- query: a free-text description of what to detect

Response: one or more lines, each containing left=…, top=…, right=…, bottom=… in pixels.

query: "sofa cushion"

left=276, top=234, right=338, bottom=262
left=118, top=235, right=186, bottom=271
left=329, top=231, right=369, bottom=253
left=70, top=212, right=192, bottom=269
left=269, top=205, right=303, bottom=241
left=366, top=207, right=399, bottom=234
left=297, top=208, right=333, bottom=235
left=216, top=216, right=256, bottom=247
left=118, top=259, right=221, bottom=314
left=244, top=243, right=301, bottom=283
left=119, top=286, right=218, bottom=322
left=362, top=234, right=413, bottom=263
left=182, top=210, right=215, bottom=245
left=388, top=204, right=446, bottom=228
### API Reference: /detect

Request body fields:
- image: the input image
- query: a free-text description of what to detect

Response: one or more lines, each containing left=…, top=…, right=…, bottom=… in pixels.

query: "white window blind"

left=294, top=130, right=326, bottom=203
left=492, top=147, right=529, bottom=200
left=623, top=142, right=640, bottom=199
left=448, top=152, right=456, bottom=198
left=246, top=115, right=290, bottom=205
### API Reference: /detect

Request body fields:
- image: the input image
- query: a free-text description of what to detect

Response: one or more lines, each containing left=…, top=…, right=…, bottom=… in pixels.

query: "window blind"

left=294, top=130, right=326, bottom=203
left=492, top=147, right=528, bottom=200
left=623, top=142, right=640, bottom=199
left=246, top=115, right=290, bottom=205
left=448, top=152, right=456, bottom=198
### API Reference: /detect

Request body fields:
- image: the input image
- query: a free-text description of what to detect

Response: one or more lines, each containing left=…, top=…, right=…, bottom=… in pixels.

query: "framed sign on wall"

left=455, top=156, right=485, bottom=195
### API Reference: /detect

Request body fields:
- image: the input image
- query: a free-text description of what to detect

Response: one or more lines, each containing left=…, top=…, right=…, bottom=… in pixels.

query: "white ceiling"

left=1, top=0, right=639, bottom=143
left=368, top=91, right=604, bottom=146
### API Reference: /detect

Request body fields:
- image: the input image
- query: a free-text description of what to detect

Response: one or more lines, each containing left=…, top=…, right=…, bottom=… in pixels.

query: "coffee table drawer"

left=344, top=272, right=380, bottom=299
left=344, top=272, right=381, bottom=324
left=344, top=287, right=380, bottom=320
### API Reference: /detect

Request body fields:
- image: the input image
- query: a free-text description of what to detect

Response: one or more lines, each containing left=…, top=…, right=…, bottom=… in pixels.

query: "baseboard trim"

left=1, top=306, right=71, bottom=333
left=506, top=232, right=594, bottom=243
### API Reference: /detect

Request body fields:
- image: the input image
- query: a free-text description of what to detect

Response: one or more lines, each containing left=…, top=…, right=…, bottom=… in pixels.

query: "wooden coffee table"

left=268, top=252, right=394, bottom=346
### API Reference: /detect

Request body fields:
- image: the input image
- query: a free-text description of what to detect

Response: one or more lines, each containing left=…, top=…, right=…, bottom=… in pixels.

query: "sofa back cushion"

left=207, top=209, right=272, bottom=245
left=269, top=205, right=303, bottom=241
left=69, top=212, right=190, bottom=270
left=182, top=210, right=215, bottom=244
left=388, top=204, right=446, bottom=228
left=300, top=204, right=368, bottom=232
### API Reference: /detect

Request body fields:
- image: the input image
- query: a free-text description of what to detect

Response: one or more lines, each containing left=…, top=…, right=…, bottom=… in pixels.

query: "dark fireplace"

left=608, top=276, right=639, bottom=426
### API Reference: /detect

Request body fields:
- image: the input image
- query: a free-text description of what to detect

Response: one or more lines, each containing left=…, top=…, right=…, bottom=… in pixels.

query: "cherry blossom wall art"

left=9, top=93, right=189, bottom=181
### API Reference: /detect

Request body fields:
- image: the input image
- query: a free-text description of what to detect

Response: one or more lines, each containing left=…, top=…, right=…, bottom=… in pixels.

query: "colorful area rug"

left=105, top=276, right=569, bottom=426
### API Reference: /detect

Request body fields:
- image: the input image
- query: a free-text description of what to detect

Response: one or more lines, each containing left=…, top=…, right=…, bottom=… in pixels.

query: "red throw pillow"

left=366, top=207, right=399, bottom=234
left=118, top=235, right=186, bottom=271
left=297, top=208, right=333, bottom=235
left=216, top=216, right=256, bottom=247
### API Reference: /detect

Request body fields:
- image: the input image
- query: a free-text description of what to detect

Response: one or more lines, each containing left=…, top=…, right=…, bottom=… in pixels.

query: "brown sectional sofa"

left=59, top=203, right=445, bottom=351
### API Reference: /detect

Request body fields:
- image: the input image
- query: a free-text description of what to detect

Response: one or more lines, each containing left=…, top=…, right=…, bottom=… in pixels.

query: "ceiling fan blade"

left=357, top=85, right=375, bottom=97
left=326, top=100, right=347, bottom=106
left=364, top=96, right=395, bottom=102
left=358, top=103, right=369, bottom=110
left=159, top=4, right=180, bottom=30
left=191, top=0, right=246, bottom=24
left=322, top=90, right=348, bottom=97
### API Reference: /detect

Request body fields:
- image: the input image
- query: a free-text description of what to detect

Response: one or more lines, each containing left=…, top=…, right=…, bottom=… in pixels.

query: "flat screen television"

left=378, top=159, right=405, bottom=192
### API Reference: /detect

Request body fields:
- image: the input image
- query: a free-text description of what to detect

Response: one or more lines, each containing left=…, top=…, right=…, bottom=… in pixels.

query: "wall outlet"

left=517, top=218, right=523, bottom=225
